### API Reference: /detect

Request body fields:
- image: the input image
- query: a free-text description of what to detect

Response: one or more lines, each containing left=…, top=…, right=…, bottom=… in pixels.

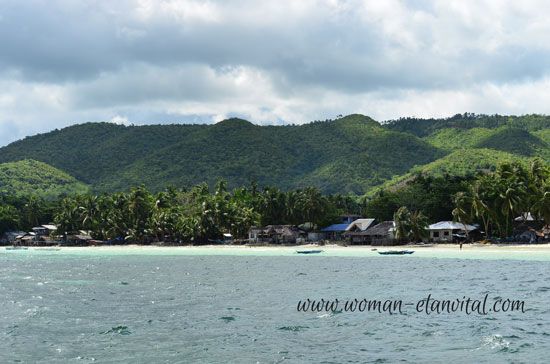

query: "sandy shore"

left=5, top=243, right=550, bottom=260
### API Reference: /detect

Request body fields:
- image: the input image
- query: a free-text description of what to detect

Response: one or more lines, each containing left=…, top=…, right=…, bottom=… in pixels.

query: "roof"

left=362, top=221, right=395, bottom=236
left=321, top=223, right=350, bottom=232
left=428, top=221, right=477, bottom=231
left=345, top=218, right=375, bottom=232
left=251, top=225, right=305, bottom=236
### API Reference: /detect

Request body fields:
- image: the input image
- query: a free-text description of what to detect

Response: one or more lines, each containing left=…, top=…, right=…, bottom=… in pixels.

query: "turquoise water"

left=1, top=248, right=549, bottom=362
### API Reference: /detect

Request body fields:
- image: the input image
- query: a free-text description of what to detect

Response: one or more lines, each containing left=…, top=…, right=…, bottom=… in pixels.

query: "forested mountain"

left=0, top=113, right=547, bottom=195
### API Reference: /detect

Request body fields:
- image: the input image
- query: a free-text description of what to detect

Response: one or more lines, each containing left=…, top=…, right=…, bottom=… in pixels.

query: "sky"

left=1, top=0, right=550, bottom=146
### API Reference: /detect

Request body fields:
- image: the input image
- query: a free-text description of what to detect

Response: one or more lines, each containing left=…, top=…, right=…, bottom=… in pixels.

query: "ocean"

left=1, top=247, right=549, bottom=363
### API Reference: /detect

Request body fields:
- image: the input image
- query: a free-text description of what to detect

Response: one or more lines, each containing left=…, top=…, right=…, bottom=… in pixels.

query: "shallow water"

left=1, top=249, right=549, bottom=362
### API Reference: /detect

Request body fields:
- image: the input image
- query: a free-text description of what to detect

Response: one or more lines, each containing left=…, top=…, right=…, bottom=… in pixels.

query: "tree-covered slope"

left=424, top=126, right=549, bottom=159
left=0, top=159, right=88, bottom=198
left=0, top=115, right=443, bottom=194
left=366, top=148, right=532, bottom=196
left=0, top=113, right=547, bottom=195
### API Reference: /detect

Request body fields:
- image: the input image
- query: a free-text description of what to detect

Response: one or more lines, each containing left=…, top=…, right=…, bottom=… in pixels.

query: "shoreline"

left=4, top=243, right=550, bottom=261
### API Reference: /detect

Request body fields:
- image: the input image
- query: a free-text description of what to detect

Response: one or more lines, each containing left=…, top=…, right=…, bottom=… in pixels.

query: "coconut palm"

left=453, top=191, right=475, bottom=241
left=409, top=210, right=429, bottom=243
left=393, top=206, right=412, bottom=243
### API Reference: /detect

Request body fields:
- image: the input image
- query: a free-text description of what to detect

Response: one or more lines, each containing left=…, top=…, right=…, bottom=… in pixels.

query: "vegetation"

left=0, top=181, right=361, bottom=241
left=385, top=113, right=550, bottom=137
left=393, top=206, right=429, bottom=243
left=1, top=113, right=546, bottom=196
left=0, top=113, right=547, bottom=244
left=0, top=159, right=88, bottom=198
left=0, top=114, right=442, bottom=194
left=448, top=159, right=550, bottom=239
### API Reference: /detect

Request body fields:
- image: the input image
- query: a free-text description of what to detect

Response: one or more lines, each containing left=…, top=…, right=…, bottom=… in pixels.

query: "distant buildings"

left=1, top=224, right=58, bottom=245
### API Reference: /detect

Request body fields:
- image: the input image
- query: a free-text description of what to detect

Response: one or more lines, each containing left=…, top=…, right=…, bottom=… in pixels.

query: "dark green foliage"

left=364, top=175, right=470, bottom=222
left=450, top=159, right=550, bottom=238
left=50, top=181, right=361, bottom=243
left=385, top=113, right=550, bottom=137
left=0, top=115, right=442, bottom=194
left=475, top=127, right=547, bottom=156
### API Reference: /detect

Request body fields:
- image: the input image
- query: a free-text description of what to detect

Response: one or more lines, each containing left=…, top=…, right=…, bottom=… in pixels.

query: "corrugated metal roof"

left=428, top=221, right=477, bottom=231
left=345, top=218, right=375, bottom=231
left=321, top=223, right=350, bottom=232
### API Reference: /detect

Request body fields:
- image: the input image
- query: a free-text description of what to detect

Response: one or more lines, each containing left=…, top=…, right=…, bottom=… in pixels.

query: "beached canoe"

left=296, top=250, right=323, bottom=254
left=378, top=250, right=414, bottom=255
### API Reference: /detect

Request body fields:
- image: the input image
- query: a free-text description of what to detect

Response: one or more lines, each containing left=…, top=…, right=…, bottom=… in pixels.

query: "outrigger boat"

left=296, top=250, right=323, bottom=254
left=5, top=246, right=28, bottom=250
left=378, top=250, right=414, bottom=255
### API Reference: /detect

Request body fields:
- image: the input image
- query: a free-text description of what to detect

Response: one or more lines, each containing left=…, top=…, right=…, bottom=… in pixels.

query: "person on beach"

left=460, top=242, right=463, bottom=250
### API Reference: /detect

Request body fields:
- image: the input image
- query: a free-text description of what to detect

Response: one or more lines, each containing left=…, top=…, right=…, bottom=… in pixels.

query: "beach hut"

left=428, top=221, right=477, bottom=243
left=248, top=225, right=306, bottom=244
left=344, top=218, right=376, bottom=244
left=363, top=221, right=397, bottom=246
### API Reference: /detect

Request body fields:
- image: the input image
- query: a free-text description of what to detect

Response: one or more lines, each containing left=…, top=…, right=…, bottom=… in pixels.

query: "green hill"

left=0, top=115, right=443, bottom=194
left=366, top=148, right=532, bottom=196
left=0, top=113, right=547, bottom=195
left=0, top=159, right=88, bottom=198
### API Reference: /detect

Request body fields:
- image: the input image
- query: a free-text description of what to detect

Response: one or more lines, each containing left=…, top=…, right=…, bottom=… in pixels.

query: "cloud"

left=0, top=0, right=550, bottom=146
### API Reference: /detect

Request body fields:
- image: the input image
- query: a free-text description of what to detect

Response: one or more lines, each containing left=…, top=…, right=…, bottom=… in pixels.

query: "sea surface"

left=1, top=248, right=549, bottom=363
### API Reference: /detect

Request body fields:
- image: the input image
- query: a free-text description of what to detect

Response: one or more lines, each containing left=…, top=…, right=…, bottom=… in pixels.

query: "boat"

left=5, top=246, right=29, bottom=250
left=378, top=250, right=414, bottom=255
left=34, top=247, right=61, bottom=251
left=296, top=250, right=323, bottom=254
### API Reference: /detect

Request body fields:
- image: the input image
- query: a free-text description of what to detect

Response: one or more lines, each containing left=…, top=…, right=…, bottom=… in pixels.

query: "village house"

left=320, top=223, right=349, bottom=240
left=0, top=231, right=27, bottom=244
left=428, top=221, right=478, bottom=243
left=363, top=221, right=397, bottom=245
left=343, top=218, right=376, bottom=244
left=248, top=225, right=306, bottom=244
left=320, top=215, right=365, bottom=241
left=32, top=224, right=57, bottom=238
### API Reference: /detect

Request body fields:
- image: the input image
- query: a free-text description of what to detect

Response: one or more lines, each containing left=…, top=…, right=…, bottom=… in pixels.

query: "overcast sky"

left=1, top=0, right=550, bottom=146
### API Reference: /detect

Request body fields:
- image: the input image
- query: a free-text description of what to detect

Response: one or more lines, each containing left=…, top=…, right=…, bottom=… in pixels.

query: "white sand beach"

left=6, top=243, right=550, bottom=261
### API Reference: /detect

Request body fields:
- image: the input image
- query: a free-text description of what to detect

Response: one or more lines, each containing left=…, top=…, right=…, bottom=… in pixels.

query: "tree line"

left=0, top=159, right=548, bottom=244
left=1, top=181, right=361, bottom=244
left=385, top=159, right=549, bottom=242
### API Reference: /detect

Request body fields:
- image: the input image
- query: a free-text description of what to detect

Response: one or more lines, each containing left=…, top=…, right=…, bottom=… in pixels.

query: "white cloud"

left=1, top=0, right=550, bottom=146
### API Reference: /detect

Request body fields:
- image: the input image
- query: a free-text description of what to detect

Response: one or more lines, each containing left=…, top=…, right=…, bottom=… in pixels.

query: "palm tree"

left=393, top=206, right=411, bottom=243
left=533, top=189, right=550, bottom=225
left=409, top=210, right=429, bottom=243
left=470, top=182, right=491, bottom=240
left=452, top=191, right=471, bottom=241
